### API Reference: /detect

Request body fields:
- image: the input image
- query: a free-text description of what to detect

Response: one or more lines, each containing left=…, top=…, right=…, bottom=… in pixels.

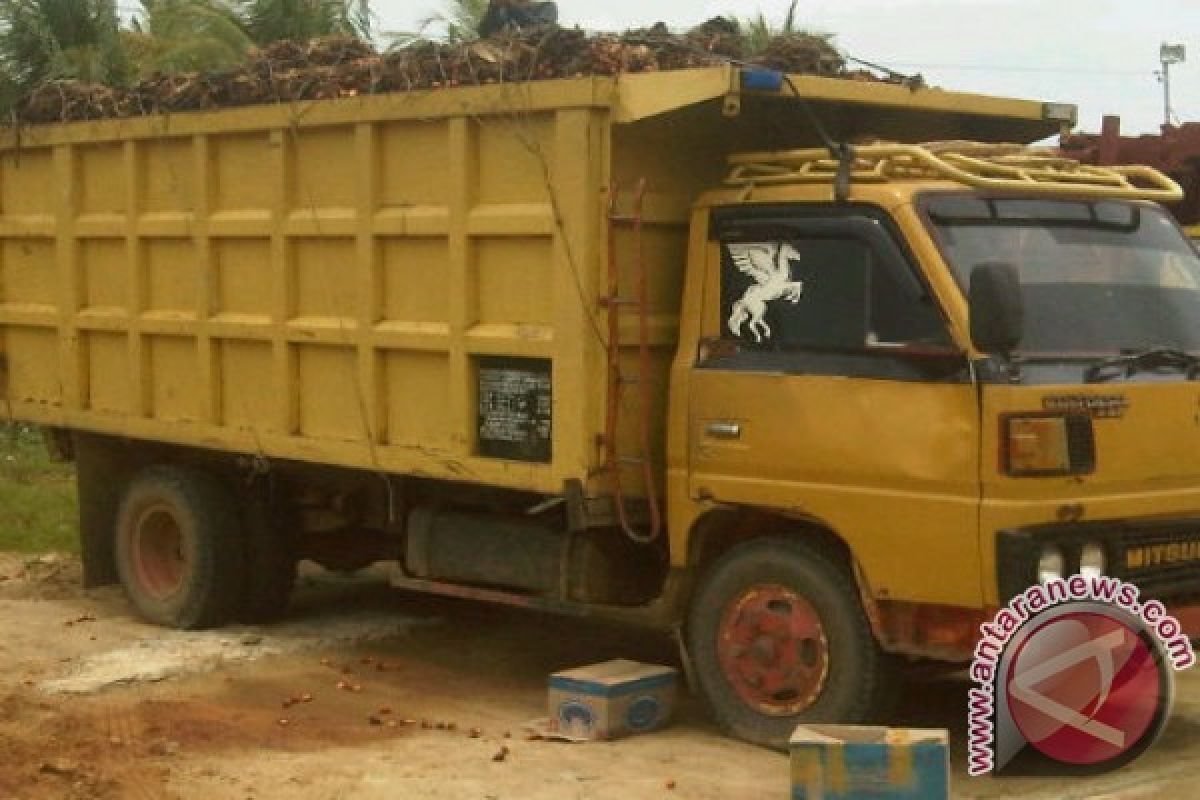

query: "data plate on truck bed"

left=477, top=357, right=553, bottom=463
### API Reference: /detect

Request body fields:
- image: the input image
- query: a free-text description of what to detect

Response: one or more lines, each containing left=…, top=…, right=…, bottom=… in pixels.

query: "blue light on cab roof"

left=741, top=68, right=785, bottom=92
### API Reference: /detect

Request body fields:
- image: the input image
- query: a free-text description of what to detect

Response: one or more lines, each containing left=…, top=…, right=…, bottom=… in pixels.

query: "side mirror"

left=969, top=262, right=1024, bottom=355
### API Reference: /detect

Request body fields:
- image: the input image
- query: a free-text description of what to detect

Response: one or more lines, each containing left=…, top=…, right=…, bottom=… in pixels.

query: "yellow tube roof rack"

left=726, top=141, right=1184, bottom=203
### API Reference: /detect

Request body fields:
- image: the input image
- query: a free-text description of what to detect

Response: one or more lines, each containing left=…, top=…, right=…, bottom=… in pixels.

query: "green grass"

left=0, top=424, right=78, bottom=554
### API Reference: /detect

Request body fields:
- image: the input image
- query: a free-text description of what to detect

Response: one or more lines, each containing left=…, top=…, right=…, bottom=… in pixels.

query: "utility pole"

left=1159, top=43, right=1186, bottom=128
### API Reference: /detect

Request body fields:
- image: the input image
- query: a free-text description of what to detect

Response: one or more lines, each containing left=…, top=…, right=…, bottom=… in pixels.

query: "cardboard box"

left=790, top=725, right=949, bottom=800
left=547, top=659, right=678, bottom=740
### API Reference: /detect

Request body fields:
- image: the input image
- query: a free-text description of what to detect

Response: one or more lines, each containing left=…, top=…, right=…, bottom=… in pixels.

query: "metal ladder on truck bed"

left=600, top=179, right=662, bottom=545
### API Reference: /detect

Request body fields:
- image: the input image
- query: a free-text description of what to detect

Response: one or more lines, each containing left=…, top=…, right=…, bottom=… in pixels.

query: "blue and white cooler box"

left=548, top=659, right=678, bottom=740
left=790, top=725, right=949, bottom=800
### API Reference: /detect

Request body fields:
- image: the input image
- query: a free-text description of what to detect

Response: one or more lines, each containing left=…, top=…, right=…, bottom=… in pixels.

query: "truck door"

left=687, top=208, right=984, bottom=608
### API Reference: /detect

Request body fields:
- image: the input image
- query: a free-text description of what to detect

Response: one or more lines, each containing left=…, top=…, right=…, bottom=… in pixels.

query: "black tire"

left=237, top=491, right=296, bottom=624
left=686, top=537, right=893, bottom=749
left=114, top=465, right=245, bottom=630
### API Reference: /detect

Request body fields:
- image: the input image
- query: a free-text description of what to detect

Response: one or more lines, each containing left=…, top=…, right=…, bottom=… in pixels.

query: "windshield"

left=924, top=195, right=1200, bottom=356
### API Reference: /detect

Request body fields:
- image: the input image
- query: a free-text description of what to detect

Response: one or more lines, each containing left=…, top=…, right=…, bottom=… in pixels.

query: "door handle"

left=705, top=422, right=742, bottom=440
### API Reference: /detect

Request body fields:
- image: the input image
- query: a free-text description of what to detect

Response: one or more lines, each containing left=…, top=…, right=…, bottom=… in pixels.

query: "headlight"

left=1080, top=542, right=1106, bottom=578
left=1038, top=545, right=1065, bottom=583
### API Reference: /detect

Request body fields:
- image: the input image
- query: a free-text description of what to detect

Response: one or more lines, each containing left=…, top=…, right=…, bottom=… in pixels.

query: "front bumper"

left=996, top=516, right=1200, bottom=604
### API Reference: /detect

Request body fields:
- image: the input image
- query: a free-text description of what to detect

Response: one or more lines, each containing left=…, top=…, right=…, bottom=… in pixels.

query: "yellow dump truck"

left=3, top=64, right=1199, bottom=746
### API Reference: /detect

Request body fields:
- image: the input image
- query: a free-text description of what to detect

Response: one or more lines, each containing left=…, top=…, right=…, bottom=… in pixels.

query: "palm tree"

left=0, top=0, right=129, bottom=89
left=234, top=0, right=370, bottom=45
left=126, top=0, right=251, bottom=76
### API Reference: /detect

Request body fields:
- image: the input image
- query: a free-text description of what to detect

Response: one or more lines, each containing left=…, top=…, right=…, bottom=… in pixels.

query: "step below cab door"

left=686, top=206, right=984, bottom=608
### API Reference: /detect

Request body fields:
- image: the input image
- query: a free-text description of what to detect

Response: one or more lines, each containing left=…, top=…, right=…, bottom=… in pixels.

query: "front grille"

left=1112, top=527, right=1200, bottom=599
left=997, top=519, right=1200, bottom=604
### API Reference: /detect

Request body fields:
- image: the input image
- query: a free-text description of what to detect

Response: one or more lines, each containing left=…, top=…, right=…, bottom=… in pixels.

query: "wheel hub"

left=717, top=584, right=830, bottom=716
left=131, top=505, right=188, bottom=599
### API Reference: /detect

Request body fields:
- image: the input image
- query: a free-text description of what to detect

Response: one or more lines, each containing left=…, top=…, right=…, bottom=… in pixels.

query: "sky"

left=369, top=0, right=1197, bottom=136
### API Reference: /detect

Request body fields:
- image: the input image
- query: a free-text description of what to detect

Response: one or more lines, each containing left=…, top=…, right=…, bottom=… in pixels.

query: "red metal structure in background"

left=1061, top=115, right=1200, bottom=230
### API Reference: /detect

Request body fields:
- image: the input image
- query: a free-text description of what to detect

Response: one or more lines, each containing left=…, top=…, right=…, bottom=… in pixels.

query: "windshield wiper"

left=1084, top=347, right=1200, bottom=383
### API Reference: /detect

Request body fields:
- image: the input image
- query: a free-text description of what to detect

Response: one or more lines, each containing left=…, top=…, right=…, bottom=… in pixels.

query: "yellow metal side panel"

left=379, top=238, right=449, bottom=325
left=84, top=332, right=130, bottom=414
left=144, top=239, right=197, bottom=315
left=80, top=239, right=126, bottom=311
left=5, top=328, right=60, bottom=406
left=213, top=239, right=272, bottom=317
left=213, top=133, right=274, bottom=212
left=295, top=344, right=362, bottom=441
left=475, top=237, right=554, bottom=329
left=476, top=117, right=556, bottom=205
left=53, top=145, right=84, bottom=413
left=548, top=108, right=608, bottom=493
left=1, top=239, right=56, bottom=306
left=383, top=351, right=453, bottom=451
left=0, top=100, right=616, bottom=496
left=217, top=340, right=274, bottom=433
left=378, top=121, right=450, bottom=209
left=1, top=150, right=54, bottom=216
left=291, top=237, right=358, bottom=320
left=148, top=336, right=202, bottom=421
left=443, top=116, right=474, bottom=466
left=78, top=144, right=125, bottom=216
left=290, top=126, right=356, bottom=210
left=139, top=138, right=195, bottom=213
left=0, top=244, right=61, bottom=411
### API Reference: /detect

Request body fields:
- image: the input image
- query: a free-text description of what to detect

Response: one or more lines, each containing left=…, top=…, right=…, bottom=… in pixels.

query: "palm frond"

left=131, top=0, right=250, bottom=75
left=0, top=0, right=130, bottom=88
left=782, top=0, right=798, bottom=35
left=234, top=0, right=370, bottom=45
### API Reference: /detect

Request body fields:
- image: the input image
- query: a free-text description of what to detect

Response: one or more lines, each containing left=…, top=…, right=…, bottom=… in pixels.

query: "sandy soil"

left=0, top=552, right=1198, bottom=800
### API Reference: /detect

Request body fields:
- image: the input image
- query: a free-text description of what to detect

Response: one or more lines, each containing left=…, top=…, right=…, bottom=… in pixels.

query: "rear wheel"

left=115, top=466, right=244, bottom=630
left=686, top=537, right=893, bottom=748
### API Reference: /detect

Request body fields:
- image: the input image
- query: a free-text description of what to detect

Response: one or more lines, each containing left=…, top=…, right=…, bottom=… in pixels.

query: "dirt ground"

left=1, top=552, right=1198, bottom=799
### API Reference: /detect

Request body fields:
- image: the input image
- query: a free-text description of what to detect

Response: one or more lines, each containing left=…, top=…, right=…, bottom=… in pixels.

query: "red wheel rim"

left=716, top=584, right=830, bottom=716
left=131, top=505, right=187, bottom=599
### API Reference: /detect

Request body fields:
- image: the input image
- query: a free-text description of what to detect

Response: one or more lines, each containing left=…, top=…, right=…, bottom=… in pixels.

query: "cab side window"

left=719, top=233, right=950, bottom=351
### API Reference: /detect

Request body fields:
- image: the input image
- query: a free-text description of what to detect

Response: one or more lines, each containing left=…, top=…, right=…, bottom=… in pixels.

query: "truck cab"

left=671, top=143, right=1200, bottom=744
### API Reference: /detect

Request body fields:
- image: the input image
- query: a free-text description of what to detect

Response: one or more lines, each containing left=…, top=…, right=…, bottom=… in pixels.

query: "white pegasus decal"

left=726, top=242, right=805, bottom=343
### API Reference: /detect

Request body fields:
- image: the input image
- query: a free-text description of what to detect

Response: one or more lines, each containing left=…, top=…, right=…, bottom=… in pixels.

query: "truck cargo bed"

left=0, top=66, right=1062, bottom=499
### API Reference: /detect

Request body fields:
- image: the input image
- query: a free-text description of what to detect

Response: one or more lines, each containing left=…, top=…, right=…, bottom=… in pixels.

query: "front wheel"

left=686, top=538, right=893, bottom=748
